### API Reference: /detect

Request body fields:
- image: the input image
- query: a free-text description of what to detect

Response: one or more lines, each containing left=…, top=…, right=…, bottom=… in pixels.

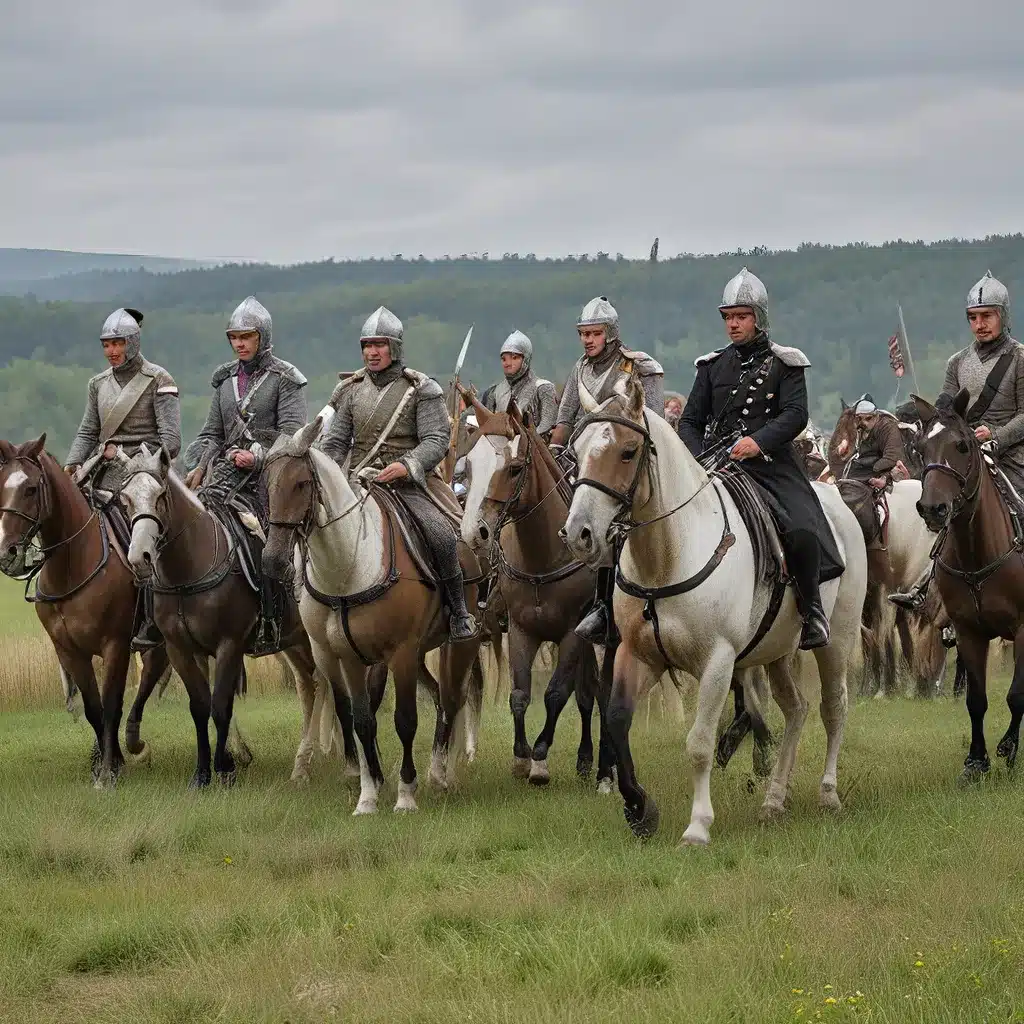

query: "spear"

left=444, top=324, right=474, bottom=483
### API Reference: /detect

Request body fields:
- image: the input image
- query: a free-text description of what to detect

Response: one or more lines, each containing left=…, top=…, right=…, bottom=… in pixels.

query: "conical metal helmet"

left=577, top=296, right=619, bottom=342
left=500, top=330, right=532, bottom=362
left=360, top=306, right=404, bottom=361
left=227, top=296, right=273, bottom=351
left=719, top=267, right=770, bottom=333
left=966, top=270, right=1011, bottom=334
left=100, top=307, right=143, bottom=361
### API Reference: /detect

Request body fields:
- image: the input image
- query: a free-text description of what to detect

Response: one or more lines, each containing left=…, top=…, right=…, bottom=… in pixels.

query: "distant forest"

left=1, top=235, right=1022, bottom=459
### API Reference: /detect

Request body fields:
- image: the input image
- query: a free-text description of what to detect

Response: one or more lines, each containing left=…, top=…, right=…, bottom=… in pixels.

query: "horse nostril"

left=478, top=523, right=489, bottom=541
left=142, top=551, right=152, bottom=565
left=579, top=527, right=592, bottom=548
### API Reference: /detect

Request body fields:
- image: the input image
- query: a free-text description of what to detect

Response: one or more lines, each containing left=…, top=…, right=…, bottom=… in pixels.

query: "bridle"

left=482, top=429, right=570, bottom=537
left=264, top=449, right=368, bottom=540
left=919, top=425, right=981, bottom=524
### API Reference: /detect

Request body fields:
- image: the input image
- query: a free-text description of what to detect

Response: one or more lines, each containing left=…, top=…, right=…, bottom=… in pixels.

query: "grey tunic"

left=943, top=334, right=1024, bottom=489
left=66, top=355, right=181, bottom=492
left=556, top=343, right=664, bottom=427
left=321, top=363, right=462, bottom=579
left=194, top=351, right=308, bottom=509
left=485, top=370, right=558, bottom=435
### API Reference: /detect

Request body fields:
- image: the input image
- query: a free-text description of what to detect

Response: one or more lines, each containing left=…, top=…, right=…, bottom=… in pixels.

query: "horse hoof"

left=679, top=825, right=710, bottom=847
left=624, top=796, right=659, bottom=839
left=93, top=770, right=117, bottom=792
left=596, top=777, right=614, bottom=796
left=465, top=746, right=477, bottom=764
left=957, top=759, right=991, bottom=786
left=528, top=760, right=550, bottom=786
left=394, top=781, right=418, bottom=812
left=290, top=771, right=311, bottom=788
left=126, top=742, right=151, bottom=767
left=352, top=802, right=379, bottom=816
left=576, top=758, right=593, bottom=780
left=218, top=771, right=237, bottom=788
left=188, top=772, right=210, bottom=790
left=344, top=759, right=361, bottom=778
left=512, top=757, right=531, bottom=779
left=758, top=801, right=787, bottom=822
left=819, top=784, right=842, bottom=812
left=996, top=738, right=1018, bottom=768
left=752, top=742, right=776, bottom=779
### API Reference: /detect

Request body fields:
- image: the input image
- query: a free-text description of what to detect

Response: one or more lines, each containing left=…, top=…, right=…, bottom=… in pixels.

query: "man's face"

left=501, top=352, right=524, bottom=376
left=362, top=338, right=393, bottom=371
left=968, top=307, right=1003, bottom=343
left=721, top=307, right=758, bottom=344
left=102, top=338, right=127, bottom=367
left=665, top=397, right=682, bottom=418
left=856, top=413, right=877, bottom=432
left=578, top=326, right=607, bottom=358
left=228, top=330, right=260, bottom=361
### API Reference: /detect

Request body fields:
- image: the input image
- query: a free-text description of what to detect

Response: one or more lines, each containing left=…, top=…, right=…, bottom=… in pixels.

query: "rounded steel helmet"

left=966, top=270, right=1011, bottom=335
left=853, top=394, right=877, bottom=416
left=227, top=296, right=273, bottom=353
left=100, top=307, right=143, bottom=361
left=577, top=296, right=620, bottom=343
left=360, top=305, right=404, bottom=361
left=719, top=267, right=770, bottom=334
left=500, top=329, right=532, bottom=378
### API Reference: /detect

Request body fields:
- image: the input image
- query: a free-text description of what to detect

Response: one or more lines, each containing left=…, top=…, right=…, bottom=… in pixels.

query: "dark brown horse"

left=118, top=445, right=356, bottom=788
left=0, top=436, right=170, bottom=787
left=915, top=388, right=1024, bottom=777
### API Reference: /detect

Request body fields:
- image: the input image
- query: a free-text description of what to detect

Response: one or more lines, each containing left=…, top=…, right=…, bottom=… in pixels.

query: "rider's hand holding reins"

left=184, top=467, right=204, bottom=490
left=375, top=461, right=408, bottom=484
left=231, top=449, right=256, bottom=469
left=729, top=436, right=762, bottom=461
left=975, top=424, right=993, bottom=442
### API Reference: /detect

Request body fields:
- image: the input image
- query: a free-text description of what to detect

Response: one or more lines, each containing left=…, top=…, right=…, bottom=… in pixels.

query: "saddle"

left=985, top=456, right=1024, bottom=518
left=837, top=479, right=888, bottom=550
left=715, top=466, right=786, bottom=583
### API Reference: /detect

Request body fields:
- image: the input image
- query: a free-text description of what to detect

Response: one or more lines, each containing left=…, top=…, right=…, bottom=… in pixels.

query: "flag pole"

left=897, top=304, right=920, bottom=395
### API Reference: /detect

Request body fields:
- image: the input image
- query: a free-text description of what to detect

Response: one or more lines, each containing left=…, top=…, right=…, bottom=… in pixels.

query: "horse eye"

left=956, top=439, right=969, bottom=454
left=24, top=485, right=37, bottom=497
left=621, top=447, right=638, bottom=462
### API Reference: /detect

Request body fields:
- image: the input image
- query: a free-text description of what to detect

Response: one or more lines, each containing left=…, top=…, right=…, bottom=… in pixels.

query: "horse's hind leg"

left=574, top=653, right=596, bottom=780
left=715, top=674, right=753, bottom=771
left=508, top=622, right=541, bottom=778
left=996, top=629, right=1024, bottom=771
left=282, top=645, right=317, bottom=785
left=530, top=633, right=584, bottom=785
left=55, top=648, right=105, bottom=781
left=95, top=640, right=132, bottom=789
left=125, top=645, right=170, bottom=765
left=464, top=653, right=484, bottom=763
left=957, top=629, right=991, bottom=783
left=594, top=640, right=616, bottom=793
left=813, top=645, right=850, bottom=811
left=392, top=646, right=420, bottom=812
left=433, top=638, right=480, bottom=790
left=760, top=653, right=809, bottom=821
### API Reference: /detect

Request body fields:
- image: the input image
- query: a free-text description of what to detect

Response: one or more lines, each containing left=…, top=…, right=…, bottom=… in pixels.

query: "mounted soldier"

left=549, top=296, right=665, bottom=644
left=480, top=330, right=558, bottom=438
left=678, top=267, right=844, bottom=649
left=842, top=395, right=905, bottom=489
left=65, top=307, right=181, bottom=651
left=184, top=296, right=308, bottom=654
left=319, top=306, right=478, bottom=641
left=892, top=270, right=1024, bottom=610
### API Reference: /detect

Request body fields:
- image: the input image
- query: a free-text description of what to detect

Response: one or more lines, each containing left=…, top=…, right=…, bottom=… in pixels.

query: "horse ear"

left=159, top=446, right=171, bottom=471
left=21, top=434, right=46, bottom=459
left=139, top=442, right=151, bottom=458
left=840, top=397, right=849, bottom=411
left=953, top=387, right=971, bottom=419
left=507, top=399, right=523, bottom=428
left=912, top=394, right=936, bottom=424
left=0, top=439, right=14, bottom=462
left=626, top=376, right=645, bottom=420
left=295, top=417, right=322, bottom=454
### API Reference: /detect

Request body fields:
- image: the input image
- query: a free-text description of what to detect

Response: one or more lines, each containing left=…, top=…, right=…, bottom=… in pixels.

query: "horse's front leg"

left=608, top=642, right=662, bottom=839
left=508, top=622, right=541, bottom=778
left=530, top=632, right=585, bottom=785
left=54, top=646, right=105, bottom=782
left=211, top=643, right=246, bottom=785
left=392, top=646, right=420, bottom=811
left=95, top=639, right=131, bottom=789
left=681, top=643, right=735, bottom=846
left=996, top=627, right=1024, bottom=771
left=125, top=645, right=170, bottom=765
left=956, top=628, right=991, bottom=782
left=594, top=640, right=617, bottom=793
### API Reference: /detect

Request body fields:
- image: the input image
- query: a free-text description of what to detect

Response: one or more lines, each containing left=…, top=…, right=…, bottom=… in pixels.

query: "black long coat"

left=678, top=337, right=844, bottom=584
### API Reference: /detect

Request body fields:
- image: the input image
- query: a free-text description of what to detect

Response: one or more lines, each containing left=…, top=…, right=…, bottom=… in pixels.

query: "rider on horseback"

left=679, top=268, right=845, bottom=650
left=549, top=296, right=665, bottom=645
left=319, top=306, right=478, bottom=642
left=843, top=395, right=906, bottom=490
left=65, top=307, right=181, bottom=651
left=185, top=296, right=309, bottom=655
left=480, top=331, right=558, bottom=439
left=892, top=271, right=1024, bottom=611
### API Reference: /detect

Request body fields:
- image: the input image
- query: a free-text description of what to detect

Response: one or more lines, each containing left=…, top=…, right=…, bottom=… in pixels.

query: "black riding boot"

left=889, top=565, right=933, bottom=611
left=788, top=530, right=830, bottom=651
left=249, top=578, right=282, bottom=657
left=442, top=575, right=479, bottom=642
left=575, top=566, right=618, bottom=645
left=130, top=585, right=163, bottom=652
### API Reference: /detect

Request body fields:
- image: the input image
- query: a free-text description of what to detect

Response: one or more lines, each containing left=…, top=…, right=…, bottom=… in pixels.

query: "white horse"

left=262, top=421, right=481, bottom=815
left=562, top=382, right=867, bottom=846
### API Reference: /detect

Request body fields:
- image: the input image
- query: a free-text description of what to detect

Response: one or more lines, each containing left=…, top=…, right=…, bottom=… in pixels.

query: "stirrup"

left=130, top=623, right=163, bottom=652
left=575, top=605, right=618, bottom=645
left=449, top=614, right=480, bottom=642
left=799, top=609, right=830, bottom=651
left=248, top=621, right=282, bottom=657
left=888, top=589, right=924, bottom=611
left=941, top=625, right=957, bottom=649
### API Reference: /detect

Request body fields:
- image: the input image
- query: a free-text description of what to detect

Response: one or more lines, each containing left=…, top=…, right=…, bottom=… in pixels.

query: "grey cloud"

left=1, top=0, right=1022, bottom=262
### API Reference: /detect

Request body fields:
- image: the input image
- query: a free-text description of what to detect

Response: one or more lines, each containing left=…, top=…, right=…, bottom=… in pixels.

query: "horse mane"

left=479, top=412, right=515, bottom=439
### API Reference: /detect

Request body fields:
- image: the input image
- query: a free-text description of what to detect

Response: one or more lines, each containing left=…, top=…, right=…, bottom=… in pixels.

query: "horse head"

left=828, top=401, right=858, bottom=476
left=460, top=394, right=516, bottom=554
left=914, top=388, right=978, bottom=532
left=0, top=434, right=49, bottom=575
left=563, top=376, right=652, bottom=569
left=120, top=443, right=173, bottom=575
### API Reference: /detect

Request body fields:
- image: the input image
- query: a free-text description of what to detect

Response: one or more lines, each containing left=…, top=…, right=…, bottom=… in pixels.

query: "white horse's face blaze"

left=0, top=465, right=40, bottom=567
left=461, top=434, right=512, bottom=552
left=122, top=470, right=164, bottom=572
left=565, top=422, right=631, bottom=568
left=917, top=414, right=973, bottom=530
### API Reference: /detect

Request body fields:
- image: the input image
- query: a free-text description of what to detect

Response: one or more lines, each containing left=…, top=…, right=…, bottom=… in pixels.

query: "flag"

left=888, top=333, right=905, bottom=378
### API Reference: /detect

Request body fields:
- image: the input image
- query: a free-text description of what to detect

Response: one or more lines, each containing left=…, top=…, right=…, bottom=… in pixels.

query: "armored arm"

left=941, top=353, right=960, bottom=399
left=66, top=378, right=101, bottom=467
left=992, top=354, right=1024, bottom=452
left=640, top=370, right=664, bottom=416
left=555, top=363, right=581, bottom=428
left=320, top=386, right=355, bottom=467
left=400, top=380, right=450, bottom=487
left=153, top=372, right=181, bottom=461
left=750, top=365, right=809, bottom=454
left=678, top=366, right=712, bottom=457
left=194, top=387, right=227, bottom=469
left=534, top=381, right=559, bottom=436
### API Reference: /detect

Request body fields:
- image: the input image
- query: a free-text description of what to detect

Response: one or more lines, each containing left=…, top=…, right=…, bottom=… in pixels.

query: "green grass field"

left=2, top=651, right=1024, bottom=1024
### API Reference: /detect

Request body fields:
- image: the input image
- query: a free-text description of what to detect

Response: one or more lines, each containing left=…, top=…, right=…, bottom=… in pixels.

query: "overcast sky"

left=2, top=0, right=1022, bottom=263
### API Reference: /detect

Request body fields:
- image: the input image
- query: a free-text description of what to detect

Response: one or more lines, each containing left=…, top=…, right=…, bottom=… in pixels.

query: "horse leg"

left=163, top=645, right=213, bottom=788
left=392, top=646, right=420, bottom=812
left=680, top=645, right=734, bottom=846
left=95, top=640, right=131, bottom=789
left=996, top=629, right=1024, bottom=771
left=336, top=648, right=385, bottom=815
left=953, top=651, right=968, bottom=698
left=530, top=632, right=584, bottom=785
left=573, top=652, right=596, bottom=780
left=209, top=642, right=245, bottom=786
left=433, top=639, right=479, bottom=790
left=281, top=646, right=317, bottom=785
left=715, top=675, right=753, bottom=771
left=607, top=643, right=663, bottom=840
left=508, top=622, right=541, bottom=778
left=813, top=643, right=850, bottom=811
left=759, top=653, right=809, bottom=820
left=464, top=653, right=484, bottom=763
left=956, top=630, right=991, bottom=783
left=595, top=640, right=617, bottom=793
left=124, top=645, right=170, bottom=765
left=55, top=648, right=105, bottom=781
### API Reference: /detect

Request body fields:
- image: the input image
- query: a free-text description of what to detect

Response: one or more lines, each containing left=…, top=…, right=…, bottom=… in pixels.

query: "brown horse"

left=915, top=389, right=1024, bottom=778
left=261, top=421, right=482, bottom=814
left=118, top=445, right=356, bottom=788
left=0, top=435, right=170, bottom=787
left=460, top=396, right=615, bottom=787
